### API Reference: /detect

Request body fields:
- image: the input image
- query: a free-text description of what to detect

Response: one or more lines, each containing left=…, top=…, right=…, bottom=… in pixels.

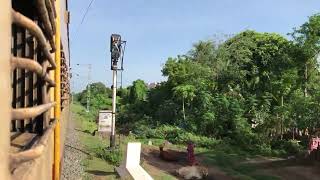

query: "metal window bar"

left=9, top=120, right=57, bottom=171
left=12, top=10, right=56, bottom=69
left=45, top=0, right=56, bottom=34
left=9, top=0, right=59, bottom=169
left=11, top=56, right=56, bottom=87
left=35, top=0, right=55, bottom=52
left=11, top=7, right=56, bottom=125
left=12, top=102, right=56, bottom=120
left=60, top=51, right=70, bottom=110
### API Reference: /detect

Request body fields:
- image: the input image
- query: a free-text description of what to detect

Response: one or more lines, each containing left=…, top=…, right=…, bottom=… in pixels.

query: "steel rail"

left=35, top=0, right=55, bottom=52
left=11, top=56, right=55, bottom=87
left=9, top=120, right=57, bottom=170
left=12, top=102, right=56, bottom=120
left=11, top=10, right=56, bottom=69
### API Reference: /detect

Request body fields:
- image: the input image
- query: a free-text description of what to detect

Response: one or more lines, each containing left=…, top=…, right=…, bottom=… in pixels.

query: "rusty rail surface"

left=11, top=10, right=56, bottom=69
left=11, top=57, right=55, bottom=86
left=12, top=102, right=56, bottom=120
left=9, top=120, right=57, bottom=171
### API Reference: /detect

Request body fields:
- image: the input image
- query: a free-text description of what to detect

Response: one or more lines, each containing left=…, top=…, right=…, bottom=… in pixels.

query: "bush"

left=271, top=139, right=303, bottom=155
left=255, top=143, right=272, bottom=156
left=95, top=147, right=123, bottom=166
left=155, top=125, right=181, bottom=139
left=132, top=123, right=157, bottom=139
left=134, top=124, right=220, bottom=148
left=283, top=140, right=303, bottom=155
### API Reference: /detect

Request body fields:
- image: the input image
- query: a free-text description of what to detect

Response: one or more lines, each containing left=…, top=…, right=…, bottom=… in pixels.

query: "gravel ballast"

left=61, top=116, right=87, bottom=180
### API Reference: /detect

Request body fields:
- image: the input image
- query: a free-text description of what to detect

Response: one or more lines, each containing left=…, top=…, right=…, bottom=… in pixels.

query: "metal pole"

left=86, top=84, right=89, bottom=112
left=110, top=69, right=117, bottom=148
left=87, top=64, right=91, bottom=112
left=71, top=78, right=74, bottom=104
left=76, top=64, right=91, bottom=112
left=0, top=1, right=11, bottom=179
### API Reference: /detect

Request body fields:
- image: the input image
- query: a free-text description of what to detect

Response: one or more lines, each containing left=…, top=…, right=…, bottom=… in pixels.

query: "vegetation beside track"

left=72, top=103, right=118, bottom=180
left=71, top=13, right=320, bottom=180
left=72, top=103, right=176, bottom=180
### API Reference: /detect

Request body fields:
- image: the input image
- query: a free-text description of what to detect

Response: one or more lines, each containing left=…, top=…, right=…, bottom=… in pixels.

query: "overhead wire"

left=74, top=0, right=95, bottom=38
left=70, top=0, right=96, bottom=93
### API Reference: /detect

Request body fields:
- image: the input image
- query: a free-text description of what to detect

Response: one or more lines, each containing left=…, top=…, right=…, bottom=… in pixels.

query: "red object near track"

left=187, top=142, right=197, bottom=165
left=309, top=137, right=320, bottom=153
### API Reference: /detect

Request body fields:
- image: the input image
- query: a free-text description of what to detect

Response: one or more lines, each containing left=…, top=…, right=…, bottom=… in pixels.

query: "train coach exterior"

left=0, top=0, right=70, bottom=179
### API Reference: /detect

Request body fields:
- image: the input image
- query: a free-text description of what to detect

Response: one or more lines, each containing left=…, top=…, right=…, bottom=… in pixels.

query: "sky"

left=69, top=0, right=320, bottom=92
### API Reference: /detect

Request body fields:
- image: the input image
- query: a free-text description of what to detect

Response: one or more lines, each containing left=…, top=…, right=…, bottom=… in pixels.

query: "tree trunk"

left=304, top=64, right=308, bottom=97
left=292, top=127, right=295, bottom=140
left=182, top=97, right=186, bottom=121
left=280, top=95, right=284, bottom=140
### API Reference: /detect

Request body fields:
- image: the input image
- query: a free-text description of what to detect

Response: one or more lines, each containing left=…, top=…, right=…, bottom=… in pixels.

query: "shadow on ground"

left=142, top=146, right=232, bottom=180
left=141, top=146, right=188, bottom=179
left=85, top=170, right=116, bottom=176
left=74, top=128, right=95, bottom=135
left=198, top=150, right=320, bottom=180
left=65, top=144, right=91, bottom=155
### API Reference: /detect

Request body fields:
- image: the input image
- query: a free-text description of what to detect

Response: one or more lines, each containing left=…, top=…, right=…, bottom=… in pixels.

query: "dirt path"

left=62, top=108, right=320, bottom=180
left=141, top=146, right=232, bottom=180
left=141, top=145, right=320, bottom=180
left=248, top=157, right=320, bottom=180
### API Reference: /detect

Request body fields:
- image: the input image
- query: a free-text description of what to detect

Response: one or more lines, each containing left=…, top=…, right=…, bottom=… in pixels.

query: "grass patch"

left=72, top=103, right=180, bottom=180
left=200, top=149, right=281, bottom=180
left=72, top=103, right=120, bottom=179
left=96, top=147, right=123, bottom=166
left=142, top=163, right=177, bottom=180
left=251, top=174, right=281, bottom=180
left=72, top=103, right=280, bottom=180
left=84, top=156, right=118, bottom=180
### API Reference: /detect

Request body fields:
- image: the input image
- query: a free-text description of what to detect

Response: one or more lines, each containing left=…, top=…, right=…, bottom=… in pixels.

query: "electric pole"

left=109, top=34, right=126, bottom=148
left=87, top=64, right=91, bottom=112
left=76, top=63, right=92, bottom=112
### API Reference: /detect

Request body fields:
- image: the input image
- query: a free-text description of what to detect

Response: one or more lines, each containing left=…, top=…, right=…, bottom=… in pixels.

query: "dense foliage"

left=76, top=14, right=320, bottom=154
left=75, top=82, right=113, bottom=118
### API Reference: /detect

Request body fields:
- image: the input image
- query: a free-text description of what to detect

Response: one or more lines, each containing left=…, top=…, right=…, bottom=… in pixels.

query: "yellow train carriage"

left=0, top=0, right=70, bottom=179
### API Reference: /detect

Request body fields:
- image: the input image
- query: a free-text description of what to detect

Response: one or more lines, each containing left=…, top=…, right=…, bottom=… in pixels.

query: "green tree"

left=129, top=79, right=148, bottom=103
left=173, top=85, right=196, bottom=121
left=291, top=13, right=320, bottom=97
left=77, top=82, right=112, bottom=112
left=114, top=14, right=320, bottom=152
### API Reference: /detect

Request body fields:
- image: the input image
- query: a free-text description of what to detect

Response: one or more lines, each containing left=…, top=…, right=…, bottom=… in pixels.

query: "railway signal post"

left=110, top=34, right=126, bottom=148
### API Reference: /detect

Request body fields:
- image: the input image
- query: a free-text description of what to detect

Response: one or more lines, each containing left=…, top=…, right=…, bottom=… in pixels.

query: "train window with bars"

left=9, top=0, right=70, bottom=175
left=11, top=1, right=55, bottom=136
